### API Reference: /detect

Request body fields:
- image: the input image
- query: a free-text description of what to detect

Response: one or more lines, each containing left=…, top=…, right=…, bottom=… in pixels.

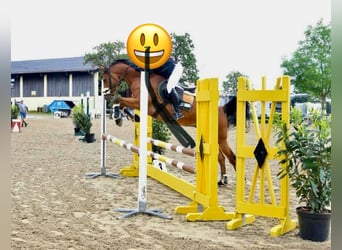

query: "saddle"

left=158, top=80, right=195, bottom=111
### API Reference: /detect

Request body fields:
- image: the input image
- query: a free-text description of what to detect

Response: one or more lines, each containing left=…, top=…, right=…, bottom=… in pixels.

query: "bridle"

left=103, top=65, right=130, bottom=96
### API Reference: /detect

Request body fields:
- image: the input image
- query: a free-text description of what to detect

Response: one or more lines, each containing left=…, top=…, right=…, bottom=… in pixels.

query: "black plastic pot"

left=85, top=133, right=96, bottom=143
left=296, top=206, right=331, bottom=242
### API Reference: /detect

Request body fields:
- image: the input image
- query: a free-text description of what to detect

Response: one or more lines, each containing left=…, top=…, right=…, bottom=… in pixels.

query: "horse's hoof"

left=115, top=118, right=123, bottom=127
left=218, top=180, right=226, bottom=186
left=134, top=115, right=140, bottom=122
left=113, top=105, right=121, bottom=119
left=123, top=108, right=135, bottom=120
left=218, top=175, right=228, bottom=186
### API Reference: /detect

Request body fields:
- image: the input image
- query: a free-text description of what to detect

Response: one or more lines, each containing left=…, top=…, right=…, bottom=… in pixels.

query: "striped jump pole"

left=118, top=77, right=235, bottom=222
left=147, top=78, right=235, bottom=222
left=147, top=137, right=196, bottom=157
left=102, top=134, right=196, bottom=174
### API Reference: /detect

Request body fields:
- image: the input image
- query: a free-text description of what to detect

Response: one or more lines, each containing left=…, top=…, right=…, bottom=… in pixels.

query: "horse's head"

left=104, top=60, right=134, bottom=96
left=99, top=66, right=111, bottom=93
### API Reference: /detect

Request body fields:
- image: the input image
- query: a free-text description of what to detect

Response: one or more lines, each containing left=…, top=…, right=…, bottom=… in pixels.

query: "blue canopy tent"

left=47, top=100, right=75, bottom=117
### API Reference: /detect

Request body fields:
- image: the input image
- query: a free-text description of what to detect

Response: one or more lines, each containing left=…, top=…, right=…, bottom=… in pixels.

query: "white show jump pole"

left=85, top=79, right=121, bottom=179
left=115, top=70, right=171, bottom=219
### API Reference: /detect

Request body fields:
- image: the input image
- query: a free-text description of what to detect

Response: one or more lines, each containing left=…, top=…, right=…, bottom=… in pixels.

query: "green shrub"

left=152, top=119, right=171, bottom=154
left=72, top=105, right=92, bottom=134
left=11, top=104, right=19, bottom=120
left=72, top=105, right=84, bottom=127
left=275, top=110, right=331, bottom=213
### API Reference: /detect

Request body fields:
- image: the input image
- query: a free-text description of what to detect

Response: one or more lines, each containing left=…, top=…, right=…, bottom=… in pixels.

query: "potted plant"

left=73, top=106, right=95, bottom=143
left=11, top=103, right=19, bottom=121
left=275, top=108, right=331, bottom=242
left=72, top=105, right=85, bottom=136
left=11, top=103, right=20, bottom=131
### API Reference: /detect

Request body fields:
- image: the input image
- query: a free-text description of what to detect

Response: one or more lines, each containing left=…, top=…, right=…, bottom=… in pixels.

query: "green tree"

left=83, top=40, right=127, bottom=67
left=222, top=71, right=248, bottom=95
left=152, top=119, right=172, bottom=155
left=170, top=32, right=199, bottom=86
left=281, top=19, right=331, bottom=113
left=84, top=41, right=128, bottom=95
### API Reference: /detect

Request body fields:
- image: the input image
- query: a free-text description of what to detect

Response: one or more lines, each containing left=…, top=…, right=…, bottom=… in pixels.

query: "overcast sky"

left=11, top=0, right=330, bottom=88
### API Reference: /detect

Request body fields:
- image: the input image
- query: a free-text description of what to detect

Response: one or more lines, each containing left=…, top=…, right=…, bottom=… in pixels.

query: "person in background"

left=17, top=100, right=28, bottom=127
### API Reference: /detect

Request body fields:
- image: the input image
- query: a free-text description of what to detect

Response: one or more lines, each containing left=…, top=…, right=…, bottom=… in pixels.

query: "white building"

left=11, top=56, right=100, bottom=115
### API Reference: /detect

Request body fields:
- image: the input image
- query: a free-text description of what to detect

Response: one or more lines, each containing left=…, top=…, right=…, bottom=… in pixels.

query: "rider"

left=152, top=58, right=184, bottom=120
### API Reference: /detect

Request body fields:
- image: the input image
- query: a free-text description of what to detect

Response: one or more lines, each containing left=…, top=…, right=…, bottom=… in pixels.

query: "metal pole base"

left=85, top=172, right=122, bottom=179
left=114, top=207, right=172, bottom=219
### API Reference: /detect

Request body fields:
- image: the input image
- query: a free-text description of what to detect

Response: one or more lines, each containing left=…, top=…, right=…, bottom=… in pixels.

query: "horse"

left=102, top=59, right=240, bottom=185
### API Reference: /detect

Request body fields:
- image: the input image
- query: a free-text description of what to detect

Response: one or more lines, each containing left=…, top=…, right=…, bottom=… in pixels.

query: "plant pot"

left=84, top=133, right=96, bottom=143
left=296, top=206, right=331, bottom=242
left=74, top=127, right=84, bottom=136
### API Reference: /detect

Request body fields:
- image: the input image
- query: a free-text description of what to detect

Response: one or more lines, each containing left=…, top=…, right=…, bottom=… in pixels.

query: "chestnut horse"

left=103, top=59, right=239, bottom=185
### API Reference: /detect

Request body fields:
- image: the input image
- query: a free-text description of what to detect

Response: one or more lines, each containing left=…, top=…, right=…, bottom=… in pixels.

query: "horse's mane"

left=110, top=59, right=143, bottom=72
left=109, top=58, right=181, bottom=82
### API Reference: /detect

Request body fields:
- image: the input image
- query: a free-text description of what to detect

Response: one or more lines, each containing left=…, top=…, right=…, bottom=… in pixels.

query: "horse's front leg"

left=117, top=96, right=157, bottom=117
left=112, top=96, right=157, bottom=122
left=116, top=96, right=141, bottom=110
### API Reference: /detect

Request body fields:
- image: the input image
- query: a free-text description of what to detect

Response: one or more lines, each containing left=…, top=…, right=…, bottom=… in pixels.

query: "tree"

left=84, top=41, right=128, bottom=95
left=170, top=33, right=199, bottom=86
left=281, top=19, right=331, bottom=113
left=83, top=41, right=127, bottom=67
left=222, top=71, right=248, bottom=95
left=84, top=35, right=199, bottom=86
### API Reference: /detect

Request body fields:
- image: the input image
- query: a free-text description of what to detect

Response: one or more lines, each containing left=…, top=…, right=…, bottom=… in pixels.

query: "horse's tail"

left=223, top=96, right=250, bottom=127
left=223, top=96, right=237, bottom=126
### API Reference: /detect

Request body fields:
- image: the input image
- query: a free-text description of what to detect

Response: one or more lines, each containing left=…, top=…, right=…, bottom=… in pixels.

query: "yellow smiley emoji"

left=127, top=23, right=172, bottom=69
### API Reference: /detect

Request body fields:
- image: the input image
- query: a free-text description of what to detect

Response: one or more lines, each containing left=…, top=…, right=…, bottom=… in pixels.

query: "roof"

left=11, top=56, right=98, bottom=74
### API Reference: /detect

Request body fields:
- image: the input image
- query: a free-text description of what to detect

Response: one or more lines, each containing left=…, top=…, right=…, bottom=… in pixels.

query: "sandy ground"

left=11, top=113, right=331, bottom=249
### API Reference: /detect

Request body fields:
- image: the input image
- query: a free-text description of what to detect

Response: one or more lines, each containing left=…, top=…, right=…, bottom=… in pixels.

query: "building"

left=11, top=56, right=100, bottom=115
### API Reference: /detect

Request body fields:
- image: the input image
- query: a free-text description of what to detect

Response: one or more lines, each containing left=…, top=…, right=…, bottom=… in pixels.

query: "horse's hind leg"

left=220, top=142, right=236, bottom=169
left=217, top=106, right=236, bottom=185
left=218, top=142, right=236, bottom=185
left=218, top=149, right=228, bottom=186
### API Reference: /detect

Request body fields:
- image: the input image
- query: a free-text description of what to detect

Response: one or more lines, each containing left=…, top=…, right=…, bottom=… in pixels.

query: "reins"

left=105, top=59, right=195, bottom=148
left=104, top=65, right=130, bottom=96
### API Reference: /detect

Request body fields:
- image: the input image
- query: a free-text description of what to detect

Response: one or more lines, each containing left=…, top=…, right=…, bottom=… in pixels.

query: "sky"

left=10, top=0, right=331, bottom=89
